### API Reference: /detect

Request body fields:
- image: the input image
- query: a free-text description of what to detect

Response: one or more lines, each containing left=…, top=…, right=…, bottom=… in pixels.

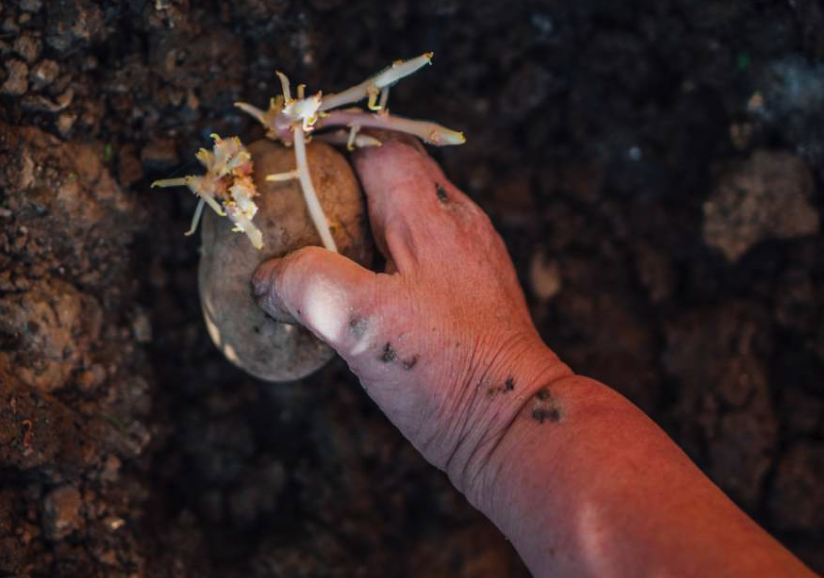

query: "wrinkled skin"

left=253, top=135, right=568, bottom=484
left=253, top=136, right=815, bottom=578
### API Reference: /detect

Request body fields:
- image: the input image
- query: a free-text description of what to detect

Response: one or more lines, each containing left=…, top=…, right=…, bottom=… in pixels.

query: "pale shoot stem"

left=151, top=177, right=188, bottom=188
left=266, top=170, right=300, bottom=182
left=319, top=53, right=433, bottom=112
left=378, top=86, right=390, bottom=111
left=372, top=53, right=434, bottom=88
left=315, top=110, right=465, bottom=146
left=347, top=125, right=360, bottom=150
left=292, top=127, right=338, bottom=252
left=202, top=194, right=227, bottom=216
left=185, top=198, right=206, bottom=236
left=276, top=71, right=292, bottom=102
left=234, top=102, right=268, bottom=127
left=313, top=129, right=382, bottom=149
left=367, top=87, right=380, bottom=111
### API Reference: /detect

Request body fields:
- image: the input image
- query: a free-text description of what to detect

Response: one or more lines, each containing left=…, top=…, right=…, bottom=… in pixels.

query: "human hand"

left=251, top=138, right=819, bottom=578
left=252, top=136, right=571, bottom=494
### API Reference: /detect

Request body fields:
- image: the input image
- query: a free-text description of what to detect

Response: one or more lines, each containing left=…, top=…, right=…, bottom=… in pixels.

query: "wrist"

left=441, top=336, right=573, bottom=498
left=465, top=373, right=605, bottom=511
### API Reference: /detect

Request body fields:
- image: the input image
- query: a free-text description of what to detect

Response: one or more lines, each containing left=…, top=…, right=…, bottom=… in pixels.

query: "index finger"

left=352, top=135, right=465, bottom=272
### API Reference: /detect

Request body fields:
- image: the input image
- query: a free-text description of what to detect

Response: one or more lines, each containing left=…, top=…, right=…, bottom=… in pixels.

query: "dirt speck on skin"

left=379, top=342, right=397, bottom=363
left=1, top=0, right=823, bottom=575
left=348, top=316, right=369, bottom=338
left=530, top=388, right=562, bottom=425
left=436, top=183, right=449, bottom=203
left=487, top=377, right=516, bottom=398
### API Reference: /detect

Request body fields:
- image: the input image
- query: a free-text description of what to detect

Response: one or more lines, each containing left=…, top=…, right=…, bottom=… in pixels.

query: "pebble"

left=13, top=34, right=41, bottom=63
left=42, top=485, right=83, bottom=540
left=20, top=0, right=43, bottom=12
left=529, top=248, right=562, bottom=301
left=1, top=59, right=29, bottom=96
left=703, top=150, right=820, bottom=262
left=56, top=112, right=77, bottom=138
left=29, top=59, right=59, bottom=90
left=132, top=310, right=152, bottom=343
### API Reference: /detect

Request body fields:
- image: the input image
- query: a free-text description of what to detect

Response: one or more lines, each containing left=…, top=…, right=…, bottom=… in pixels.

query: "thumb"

left=252, top=246, right=377, bottom=349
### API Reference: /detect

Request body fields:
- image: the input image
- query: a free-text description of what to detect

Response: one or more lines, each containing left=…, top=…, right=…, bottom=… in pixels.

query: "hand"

left=252, top=137, right=816, bottom=578
left=252, top=136, right=571, bottom=493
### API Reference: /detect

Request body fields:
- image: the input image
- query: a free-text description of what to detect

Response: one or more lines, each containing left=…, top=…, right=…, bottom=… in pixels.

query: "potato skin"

left=198, top=139, right=372, bottom=382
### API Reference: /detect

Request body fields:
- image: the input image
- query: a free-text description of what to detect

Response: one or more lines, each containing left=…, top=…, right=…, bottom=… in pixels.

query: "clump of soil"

left=1, top=0, right=823, bottom=576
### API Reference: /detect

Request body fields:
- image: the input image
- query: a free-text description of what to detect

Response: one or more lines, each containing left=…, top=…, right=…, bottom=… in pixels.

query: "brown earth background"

left=1, top=0, right=823, bottom=576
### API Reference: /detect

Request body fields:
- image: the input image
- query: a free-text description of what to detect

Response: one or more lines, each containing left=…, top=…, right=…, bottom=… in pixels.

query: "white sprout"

left=152, top=135, right=264, bottom=249
left=292, top=127, right=338, bottom=252
left=319, top=53, right=434, bottom=112
left=235, top=52, right=465, bottom=253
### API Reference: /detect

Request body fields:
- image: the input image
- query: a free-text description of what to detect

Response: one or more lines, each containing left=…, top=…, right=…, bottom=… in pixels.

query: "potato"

left=198, top=139, right=372, bottom=382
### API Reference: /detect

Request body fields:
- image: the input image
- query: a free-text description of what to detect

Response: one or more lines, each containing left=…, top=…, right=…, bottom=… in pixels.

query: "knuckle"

left=286, top=245, right=324, bottom=271
left=281, top=246, right=325, bottom=292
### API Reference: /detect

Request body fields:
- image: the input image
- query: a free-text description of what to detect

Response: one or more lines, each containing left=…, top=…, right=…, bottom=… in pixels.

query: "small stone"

left=103, top=516, right=125, bottom=532
left=132, top=310, right=152, bottom=343
left=56, top=112, right=77, bottom=137
left=140, top=138, right=179, bottom=170
left=20, top=0, right=43, bottom=12
left=1, top=59, right=29, bottom=96
left=529, top=248, right=562, bottom=301
left=703, top=150, right=819, bottom=262
left=0, top=279, right=97, bottom=392
left=13, top=34, right=41, bottom=63
left=42, top=485, right=83, bottom=540
left=29, top=59, right=59, bottom=90
left=100, top=455, right=121, bottom=483
left=45, top=0, right=104, bottom=52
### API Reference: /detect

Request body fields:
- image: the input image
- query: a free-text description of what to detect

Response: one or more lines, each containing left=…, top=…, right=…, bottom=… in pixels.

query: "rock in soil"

left=703, top=150, right=819, bottom=262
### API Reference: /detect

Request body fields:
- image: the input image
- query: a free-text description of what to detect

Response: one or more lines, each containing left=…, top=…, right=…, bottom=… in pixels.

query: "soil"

left=1, top=0, right=823, bottom=576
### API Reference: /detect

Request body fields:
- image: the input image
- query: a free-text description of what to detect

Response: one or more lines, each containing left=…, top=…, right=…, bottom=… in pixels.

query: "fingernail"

left=251, top=259, right=296, bottom=323
left=252, top=259, right=279, bottom=299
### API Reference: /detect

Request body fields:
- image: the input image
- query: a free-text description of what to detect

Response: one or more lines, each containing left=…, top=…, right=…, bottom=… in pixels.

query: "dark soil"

left=2, top=0, right=823, bottom=576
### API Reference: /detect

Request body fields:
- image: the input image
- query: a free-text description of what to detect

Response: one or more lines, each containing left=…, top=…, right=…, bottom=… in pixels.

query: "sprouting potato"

left=198, top=139, right=372, bottom=382
left=153, top=53, right=464, bottom=381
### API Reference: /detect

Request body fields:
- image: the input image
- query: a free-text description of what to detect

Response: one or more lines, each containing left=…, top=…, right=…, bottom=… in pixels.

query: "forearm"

left=461, top=356, right=815, bottom=577
left=254, top=139, right=815, bottom=577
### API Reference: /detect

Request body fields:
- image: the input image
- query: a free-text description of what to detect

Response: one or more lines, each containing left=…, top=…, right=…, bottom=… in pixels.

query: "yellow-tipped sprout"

left=319, top=53, right=434, bottom=112
left=234, top=52, right=465, bottom=253
left=151, top=135, right=263, bottom=249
